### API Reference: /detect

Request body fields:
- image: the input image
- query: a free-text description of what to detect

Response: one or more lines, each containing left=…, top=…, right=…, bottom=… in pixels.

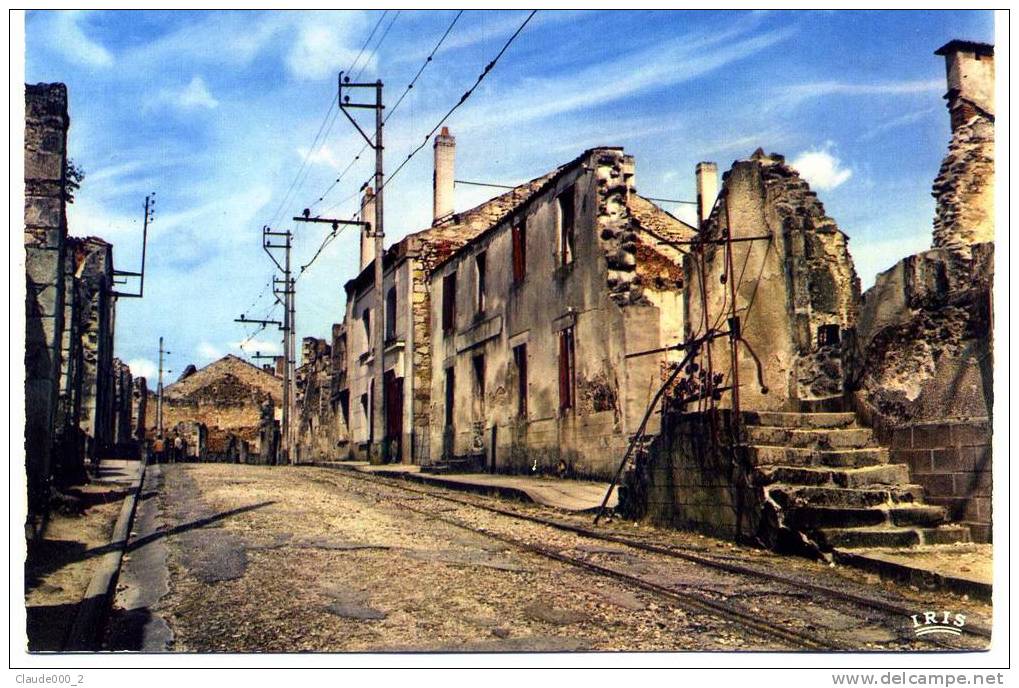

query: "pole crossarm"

left=235, top=315, right=283, bottom=328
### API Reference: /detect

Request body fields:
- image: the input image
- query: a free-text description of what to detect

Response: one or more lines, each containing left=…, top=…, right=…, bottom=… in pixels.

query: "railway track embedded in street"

left=311, top=466, right=989, bottom=652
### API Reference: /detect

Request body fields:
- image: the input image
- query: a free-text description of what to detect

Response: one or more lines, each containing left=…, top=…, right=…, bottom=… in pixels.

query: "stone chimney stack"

left=935, top=40, right=995, bottom=131
left=432, top=126, right=455, bottom=224
left=695, top=162, right=719, bottom=228
left=359, top=187, right=376, bottom=270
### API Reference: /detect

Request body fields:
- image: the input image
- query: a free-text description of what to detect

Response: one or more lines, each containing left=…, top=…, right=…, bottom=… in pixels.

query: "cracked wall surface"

left=687, top=150, right=860, bottom=412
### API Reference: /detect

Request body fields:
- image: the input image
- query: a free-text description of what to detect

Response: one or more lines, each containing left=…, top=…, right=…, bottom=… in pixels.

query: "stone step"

left=768, top=484, right=924, bottom=509
left=817, top=525, right=971, bottom=550
left=748, top=445, right=888, bottom=468
left=786, top=504, right=947, bottom=530
left=744, top=411, right=857, bottom=429
left=755, top=463, right=911, bottom=488
left=745, top=426, right=876, bottom=449
left=816, top=527, right=921, bottom=549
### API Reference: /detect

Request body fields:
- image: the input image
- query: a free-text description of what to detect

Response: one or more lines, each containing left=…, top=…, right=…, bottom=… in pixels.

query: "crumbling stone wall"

left=687, top=150, right=860, bottom=411
left=932, top=114, right=994, bottom=250
left=852, top=41, right=995, bottom=543
left=157, top=355, right=282, bottom=458
left=131, top=376, right=148, bottom=442
left=76, top=238, right=116, bottom=464
left=932, top=41, right=994, bottom=250
left=24, top=83, right=70, bottom=522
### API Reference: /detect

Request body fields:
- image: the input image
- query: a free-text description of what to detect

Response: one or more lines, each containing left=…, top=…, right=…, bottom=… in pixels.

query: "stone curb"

left=832, top=548, right=992, bottom=602
left=63, top=459, right=147, bottom=651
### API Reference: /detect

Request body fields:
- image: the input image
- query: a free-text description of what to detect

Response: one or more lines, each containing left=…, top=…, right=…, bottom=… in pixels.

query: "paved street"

left=106, top=463, right=991, bottom=653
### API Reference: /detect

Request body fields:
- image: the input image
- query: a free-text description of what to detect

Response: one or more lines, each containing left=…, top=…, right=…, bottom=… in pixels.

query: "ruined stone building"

left=151, top=354, right=282, bottom=461
left=854, top=40, right=995, bottom=542
left=302, top=128, right=578, bottom=465
left=624, top=39, right=994, bottom=553
left=25, top=83, right=71, bottom=526
left=25, top=83, right=129, bottom=530
left=427, top=147, right=693, bottom=477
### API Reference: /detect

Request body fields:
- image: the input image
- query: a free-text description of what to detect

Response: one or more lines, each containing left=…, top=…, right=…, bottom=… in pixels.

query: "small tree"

left=64, top=158, right=85, bottom=203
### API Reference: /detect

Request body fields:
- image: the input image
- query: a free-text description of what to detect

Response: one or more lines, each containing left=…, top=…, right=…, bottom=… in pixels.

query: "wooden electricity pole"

left=156, top=336, right=171, bottom=438
left=338, top=72, right=386, bottom=463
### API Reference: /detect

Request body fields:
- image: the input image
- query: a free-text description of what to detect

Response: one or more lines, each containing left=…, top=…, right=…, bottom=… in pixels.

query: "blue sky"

left=24, top=9, right=994, bottom=382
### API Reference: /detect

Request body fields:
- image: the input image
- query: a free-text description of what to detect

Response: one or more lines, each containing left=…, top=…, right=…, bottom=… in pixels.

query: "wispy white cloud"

left=776, top=79, right=942, bottom=109
left=155, top=76, right=219, bottom=111
left=791, top=143, right=853, bottom=191
left=286, top=18, right=370, bottom=80
left=48, top=11, right=113, bottom=68
left=296, top=143, right=343, bottom=168
left=858, top=106, right=939, bottom=142
left=451, top=22, right=797, bottom=134
left=196, top=341, right=223, bottom=361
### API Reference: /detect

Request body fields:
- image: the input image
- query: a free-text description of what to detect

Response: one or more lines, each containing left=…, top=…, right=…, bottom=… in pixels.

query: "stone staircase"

left=745, top=410, right=971, bottom=552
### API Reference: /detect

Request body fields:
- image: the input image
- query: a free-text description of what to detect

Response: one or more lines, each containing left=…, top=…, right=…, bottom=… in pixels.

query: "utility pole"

left=112, top=192, right=154, bottom=298
left=156, top=336, right=171, bottom=438
left=291, top=213, right=373, bottom=464
left=260, top=225, right=293, bottom=465
left=339, top=72, right=386, bottom=463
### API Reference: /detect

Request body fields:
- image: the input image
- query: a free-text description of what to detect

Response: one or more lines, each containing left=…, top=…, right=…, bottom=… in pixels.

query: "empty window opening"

left=513, top=343, right=528, bottom=418
left=472, top=354, right=486, bottom=414
left=442, top=273, right=457, bottom=335
left=361, top=308, right=371, bottom=347
left=385, top=286, right=397, bottom=342
left=444, top=366, right=455, bottom=427
left=475, top=251, right=487, bottom=315
left=556, top=186, right=576, bottom=267
left=818, top=324, right=841, bottom=347
left=558, top=327, right=576, bottom=412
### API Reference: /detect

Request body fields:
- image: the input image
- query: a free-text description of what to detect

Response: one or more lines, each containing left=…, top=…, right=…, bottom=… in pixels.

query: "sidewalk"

left=320, top=461, right=617, bottom=513
left=833, top=543, right=992, bottom=600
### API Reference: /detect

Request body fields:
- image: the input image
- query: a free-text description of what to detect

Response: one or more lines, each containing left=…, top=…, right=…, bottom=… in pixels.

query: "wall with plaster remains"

left=686, top=150, right=860, bottom=412
left=427, top=148, right=693, bottom=479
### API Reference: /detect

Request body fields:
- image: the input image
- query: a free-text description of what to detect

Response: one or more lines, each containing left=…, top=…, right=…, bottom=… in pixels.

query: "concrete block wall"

left=879, top=419, right=992, bottom=542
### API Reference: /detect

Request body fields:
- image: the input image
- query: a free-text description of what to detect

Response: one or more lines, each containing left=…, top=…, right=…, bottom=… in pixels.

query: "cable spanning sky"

left=24, top=9, right=994, bottom=381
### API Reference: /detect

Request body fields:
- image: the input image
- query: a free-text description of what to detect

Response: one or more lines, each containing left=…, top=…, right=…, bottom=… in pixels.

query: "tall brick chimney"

left=432, top=126, right=455, bottom=224
left=935, top=40, right=995, bottom=131
left=359, top=186, right=376, bottom=270
left=695, top=162, right=718, bottom=228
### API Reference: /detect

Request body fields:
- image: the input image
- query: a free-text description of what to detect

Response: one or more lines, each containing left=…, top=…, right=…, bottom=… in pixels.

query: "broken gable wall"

left=685, top=153, right=860, bottom=412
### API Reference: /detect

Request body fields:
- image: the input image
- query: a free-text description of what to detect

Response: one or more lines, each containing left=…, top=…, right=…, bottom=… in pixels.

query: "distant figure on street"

left=173, top=433, right=183, bottom=463
left=153, top=436, right=165, bottom=463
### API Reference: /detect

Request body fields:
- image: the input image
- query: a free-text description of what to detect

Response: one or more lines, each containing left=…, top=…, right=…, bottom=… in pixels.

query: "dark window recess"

left=361, top=308, right=371, bottom=345
left=512, top=220, right=527, bottom=284
left=557, top=187, right=575, bottom=266
left=442, top=273, right=457, bottom=335
left=385, top=286, right=397, bottom=342
left=444, top=367, right=455, bottom=427
left=513, top=343, right=528, bottom=418
left=473, top=354, right=486, bottom=407
left=558, top=327, right=576, bottom=412
left=338, top=390, right=350, bottom=427
left=475, top=251, right=487, bottom=315
left=818, top=324, right=841, bottom=347
left=360, top=393, right=369, bottom=435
